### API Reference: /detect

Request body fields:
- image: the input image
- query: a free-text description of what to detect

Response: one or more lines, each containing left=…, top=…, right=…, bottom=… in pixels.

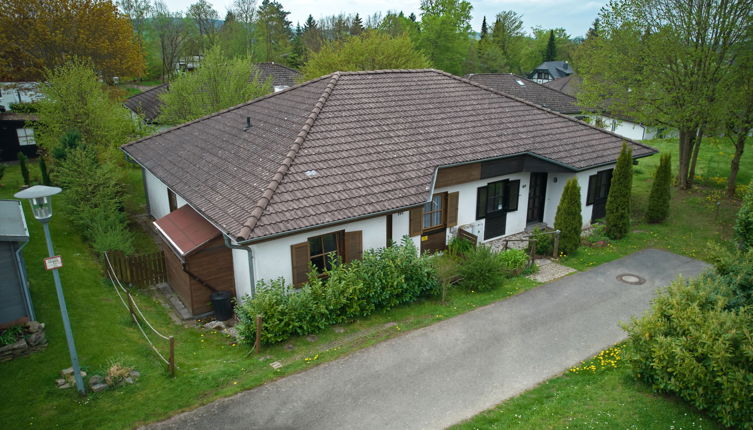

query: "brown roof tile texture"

left=543, top=75, right=581, bottom=97
left=154, top=204, right=220, bottom=256
left=466, top=73, right=582, bottom=114
left=123, top=69, right=656, bottom=242
left=254, top=62, right=301, bottom=88
left=123, top=83, right=168, bottom=122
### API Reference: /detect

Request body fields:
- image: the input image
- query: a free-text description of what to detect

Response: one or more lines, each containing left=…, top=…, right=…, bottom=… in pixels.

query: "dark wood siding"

left=291, top=242, right=310, bottom=287
left=481, top=155, right=572, bottom=179
left=447, top=192, right=459, bottom=227
left=162, top=241, right=192, bottom=312
left=344, top=231, right=363, bottom=263
left=409, top=207, right=422, bottom=236
left=435, top=163, right=481, bottom=188
left=185, top=236, right=236, bottom=315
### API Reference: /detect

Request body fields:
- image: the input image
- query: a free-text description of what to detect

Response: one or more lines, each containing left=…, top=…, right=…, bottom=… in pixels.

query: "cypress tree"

left=39, top=155, right=51, bottom=185
left=645, top=153, right=671, bottom=223
left=18, top=152, right=30, bottom=185
left=734, top=181, right=753, bottom=251
left=554, top=177, right=583, bottom=255
left=544, top=30, right=556, bottom=61
left=480, top=16, right=488, bottom=40
left=606, top=143, right=633, bottom=239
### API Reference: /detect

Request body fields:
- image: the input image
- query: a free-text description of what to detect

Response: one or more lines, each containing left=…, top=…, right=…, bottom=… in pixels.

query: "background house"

left=0, top=200, right=34, bottom=328
left=528, top=61, right=573, bottom=84
left=0, top=83, right=42, bottom=161
left=123, top=69, right=656, bottom=308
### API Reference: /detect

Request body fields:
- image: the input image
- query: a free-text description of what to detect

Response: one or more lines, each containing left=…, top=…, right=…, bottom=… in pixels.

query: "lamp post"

left=15, top=185, right=85, bottom=395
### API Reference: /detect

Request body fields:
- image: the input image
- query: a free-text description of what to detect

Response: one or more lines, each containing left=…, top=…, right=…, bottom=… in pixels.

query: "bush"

left=236, top=238, right=439, bottom=345
left=9, top=102, right=38, bottom=113
left=554, top=178, right=582, bottom=255
left=498, top=249, right=529, bottom=276
left=87, top=203, right=134, bottom=254
left=645, top=153, right=671, bottom=223
left=734, top=182, right=753, bottom=251
left=710, top=246, right=753, bottom=310
left=624, top=272, right=753, bottom=429
left=457, top=246, right=506, bottom=292
left=17, top=152, right=30, bottom=185
left=446, top=235, right=475, bottom=258
left=606, top=143, right=633, bottom=239
left=584, top=222, right=609, bottom=246
left=530, top=227, right=553, bottom=255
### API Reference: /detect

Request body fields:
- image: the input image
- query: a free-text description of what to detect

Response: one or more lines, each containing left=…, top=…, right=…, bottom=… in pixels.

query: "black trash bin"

left=210, top=291, right=234, bottom=321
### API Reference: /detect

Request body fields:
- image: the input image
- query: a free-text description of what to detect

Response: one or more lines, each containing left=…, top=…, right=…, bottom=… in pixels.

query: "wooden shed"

left=0, top=200, right=34, bottom=328
left=153, top=205, right=235, bottom=316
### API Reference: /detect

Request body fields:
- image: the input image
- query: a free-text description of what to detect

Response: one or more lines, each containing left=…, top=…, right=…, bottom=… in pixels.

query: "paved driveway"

left=145, top=249, right=708, bottom=430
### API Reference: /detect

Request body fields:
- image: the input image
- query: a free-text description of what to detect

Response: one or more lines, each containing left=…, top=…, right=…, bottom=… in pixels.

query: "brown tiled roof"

left=253, top=62, right=301, bottom=88
left=466, top=74, right=582, bottom=114
left=123, top=69, right=656, bottom=242
left=154, top=205, right=220, bottom=256
left=544, top=75, right=581, bottom=97
left=123, top=83, right=168, bottom=123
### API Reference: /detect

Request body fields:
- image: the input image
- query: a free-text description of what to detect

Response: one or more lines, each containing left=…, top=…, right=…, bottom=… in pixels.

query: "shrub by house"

left=554, top=178, right=582, bottom=255
left=606, top=143, right=633, bottom=239
left=645, top=153, right=671, bottom=223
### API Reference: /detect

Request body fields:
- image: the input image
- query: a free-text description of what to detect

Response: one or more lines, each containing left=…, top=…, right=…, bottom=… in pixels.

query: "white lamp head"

left=14, top=185, right=62, bottom=223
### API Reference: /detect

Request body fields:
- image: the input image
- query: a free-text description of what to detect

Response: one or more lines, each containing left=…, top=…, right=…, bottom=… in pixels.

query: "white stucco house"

left=122, top=69, right=656, bottom=314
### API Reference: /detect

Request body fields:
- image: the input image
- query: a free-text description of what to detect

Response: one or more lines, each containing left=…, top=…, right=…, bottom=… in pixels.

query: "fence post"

left=168, top=336, right=175, bottom=376
left=255, top=315, right=263, bottom=354
left=528, top=239, right=537, bottom=269
left=126, top=290, right=136, bottom=319
left=553, top=230, right=561, bottom=259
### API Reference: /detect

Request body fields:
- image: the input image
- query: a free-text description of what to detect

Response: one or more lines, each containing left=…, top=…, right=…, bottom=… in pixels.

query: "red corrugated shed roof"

left=154, top=205, right=220, bottom=257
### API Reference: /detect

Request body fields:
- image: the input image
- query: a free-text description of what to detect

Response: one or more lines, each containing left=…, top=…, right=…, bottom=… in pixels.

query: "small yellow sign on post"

left=44, top=256, right=63, bottom=271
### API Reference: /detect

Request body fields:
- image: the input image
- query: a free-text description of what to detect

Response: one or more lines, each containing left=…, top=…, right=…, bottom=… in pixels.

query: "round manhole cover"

left=617, top=274, right=646, bottom=285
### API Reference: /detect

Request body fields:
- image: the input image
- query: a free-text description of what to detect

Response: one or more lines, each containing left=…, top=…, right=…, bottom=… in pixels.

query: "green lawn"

left=0, top=136, right=744, bottom=429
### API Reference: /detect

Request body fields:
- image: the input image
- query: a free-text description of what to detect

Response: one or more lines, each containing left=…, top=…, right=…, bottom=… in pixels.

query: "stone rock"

left=80, top=371, right=87, bottom=378
left=91, top=383, right=108, bottom=393
left=124, top=377, right=134, bottom=384
left=89, top=375, right=104, bottom=386
left=25, top=331, right=46, bottom=347
left=61, top=367, right=74, bottom=377
left=270, top=361, right=282, bottom=369
left=58, top=383, right=71, bottom=389
left=332, top=326, right=345, bottom=334
left=258, top=355, right=273, bottom=362
left=129, top=370, right=140, bottom=379
left=224, top=327, right=239, bottom=339
left=284, top=343, right=294, bottom=351
left=55, top=378, right=66, bottom=386
left=204, top=321, right=225, bottom=331
left=305, top=335, right=318, bottom=343
left=26, top=321, right=43, bottom=333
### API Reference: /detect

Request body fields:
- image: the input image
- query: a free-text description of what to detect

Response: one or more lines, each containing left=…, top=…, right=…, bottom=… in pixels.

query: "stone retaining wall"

left=0, top=321, right=47, bottom=362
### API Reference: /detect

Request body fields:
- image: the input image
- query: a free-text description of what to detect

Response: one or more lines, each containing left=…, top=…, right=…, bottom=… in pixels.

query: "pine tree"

left=606, top=143, right=633, bottom=239
left=350, top=13, right=364, bottom=36
left=586, top=18, right=600, bottom=41
left=39, top=155, right=51, bottom=185
left=544, top=29, right=556, bottom=61
left=480, top=16, right=488, bottom=40
left=17, top=152, right=30, bottom=185
left=645, top=153, right=671, bottom=223
left=554, top=177, right=583, bottom=255
left=734, top=181, right=753, bottom=251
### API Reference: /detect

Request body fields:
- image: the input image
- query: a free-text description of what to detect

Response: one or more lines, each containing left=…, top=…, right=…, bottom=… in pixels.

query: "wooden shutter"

left=409, top=207, right=422, bottom=236
left=505, top=180, right=520, bottom=212
left=586, top=174, right=597, bottom=205
left=476, top=186, right=487, bottom=220
left=290, top=242, right=310, bottom=288
left=446, top=192, right=459, bottom=227
left=344, top=230, right=363, bottom=263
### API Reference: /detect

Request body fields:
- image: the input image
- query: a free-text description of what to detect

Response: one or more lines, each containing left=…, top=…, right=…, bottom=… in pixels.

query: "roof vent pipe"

left=244, top=116, right=252, bottom=131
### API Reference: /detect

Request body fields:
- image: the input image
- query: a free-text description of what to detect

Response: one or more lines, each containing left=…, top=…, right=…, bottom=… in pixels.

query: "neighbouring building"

left=0, top=83, right=42, bottom=161
left=254, top=62, right=302, bottom=92
left=528, top=61, right=573, bottom=84
left=0, top=200, right=34, bottom=328
left=122, top=69, right=656, bottom=313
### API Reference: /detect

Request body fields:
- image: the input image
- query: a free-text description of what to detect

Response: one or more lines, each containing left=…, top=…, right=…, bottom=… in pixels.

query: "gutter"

left=15, top=239, right=35, bottom=321
left=224, top=235, right=256, bottom=298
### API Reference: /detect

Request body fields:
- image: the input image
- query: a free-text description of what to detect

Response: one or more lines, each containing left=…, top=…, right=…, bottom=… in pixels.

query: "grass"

left=0, top=161, right=538, bottom=429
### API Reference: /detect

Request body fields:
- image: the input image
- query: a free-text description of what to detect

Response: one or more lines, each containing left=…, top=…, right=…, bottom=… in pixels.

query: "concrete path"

left=145, top=249, right=708, bottom=430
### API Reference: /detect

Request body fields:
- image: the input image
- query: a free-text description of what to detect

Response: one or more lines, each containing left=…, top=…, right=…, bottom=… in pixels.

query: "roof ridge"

left=431, top=69, right=656, bottom=154
left=125, top=82, right=168, bottom=101
left=254, top=62, right=301, bottom=74
left=122, top=74, right=334, bottom=149
left=236, top=72, right=342, bottom=240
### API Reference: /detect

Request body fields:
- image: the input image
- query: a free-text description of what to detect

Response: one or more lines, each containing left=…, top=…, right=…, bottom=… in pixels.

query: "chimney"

left=244, top=116, right=252, bottom=131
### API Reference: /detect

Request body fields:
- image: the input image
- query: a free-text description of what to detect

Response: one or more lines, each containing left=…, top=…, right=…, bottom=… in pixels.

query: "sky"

left=162, top=0, right=605, bottom=38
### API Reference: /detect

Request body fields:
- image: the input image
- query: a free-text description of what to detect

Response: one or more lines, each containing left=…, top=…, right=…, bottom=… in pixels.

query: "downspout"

left=15, top=240, right=35, bottom=321
left=224, top=235, right=255, bottom=298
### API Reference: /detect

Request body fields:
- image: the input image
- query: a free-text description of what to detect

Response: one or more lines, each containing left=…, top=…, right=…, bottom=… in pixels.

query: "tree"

left=301, top=31, right=431, bottom=81
left=255, top=0, right=292, bottom=63
left=350, top=13, right=364, bottom=36
left=0, top=0, right=145, bottom=81
left=188, top=0, right=219, bottom=48
left=34, top=59, right=146, bottom=158
left=576, top=0, right=753, bottom=190
left=734, top=183, right=753, bottom=251
left=544, top=30, right=557, bottom=61
left=488, top=11, right=526, bottom=73
left=230, top=0, right=257, bottom=56
left=606, top=143, right=633, bottom=239
left=302, top=15, right=324, bottom=53
left=418, top=0, right=474, bottom=76
left=721, top=41, right=753, bottom=198
left=379, top=12, right=419, bottom=39
left=586, top=18, right=600, bottom=41
left=554, top=178, right=583, bottom=255
left=17, top=153, right=30, bottom=186
left=39, top=156, right=51, bottom=186
left=480, top=16, right=488, bottom=40
left=158, top=45, right=272, bottom=124
left=151, top=1, right=191, bottom=81
left=117, top=0, right=152, bottom=53
left=645, top=153, right=671, bottom=223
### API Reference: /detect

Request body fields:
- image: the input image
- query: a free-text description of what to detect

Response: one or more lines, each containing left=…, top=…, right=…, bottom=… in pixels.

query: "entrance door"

left=484, top=180, right=507, bottom=240
left=589, top=169, right=613, bottom=222
left=420, top=193, right=447, bottom=253
left=527, top=172, right=547, bottom=223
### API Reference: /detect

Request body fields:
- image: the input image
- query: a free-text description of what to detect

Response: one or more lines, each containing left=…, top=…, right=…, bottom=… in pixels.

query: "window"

left=476, top=180, right=520, bottom=219
left=587, top=169, right=613, bottom=205
left=16, top=128, right=36, bottom=146
left=308, top=231, right=342, bottom=272
left=422, top=194, right=444, bottom=230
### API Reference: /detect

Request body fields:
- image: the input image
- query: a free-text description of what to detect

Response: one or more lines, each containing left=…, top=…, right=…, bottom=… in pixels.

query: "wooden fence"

left=106, top=251, right=167, bottom=287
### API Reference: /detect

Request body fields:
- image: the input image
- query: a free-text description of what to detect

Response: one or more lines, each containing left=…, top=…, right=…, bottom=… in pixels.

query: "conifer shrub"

left=606, top=143, right=633, bottom=239
left=645, top=153, right=671, bottom=223
left=734, top=182, right=753, bottom=251
left=38, top=156, right=51, bottom=186
left=17, top=152, right=30, bottom=185
left=554, top=178, right=582, bottom=255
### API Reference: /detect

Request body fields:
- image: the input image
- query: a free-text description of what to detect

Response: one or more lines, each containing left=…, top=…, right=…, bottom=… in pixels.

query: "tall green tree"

left=645, top=153, right=671, bottom=223
left=720, top=40, right=753, bottom=198
left=576, top=0, right=753, bottom=190
left=301, top=31, right=431, bottom=80
left=489, top=11, right=526, bottom=73
left=418, top=0, right=473, bottom=75
left=302, top=15, right=323, bottom=53
left=255, top=0, right=292, bottom=63
left=151, top=1, right=191, bottom=81
left=158, top=45, right=272, bottom=124
left=554, top=178, right=583, bottom=255
left=350, top=13, right=364, bottom=36
left=188, top=0, right=219, bottom=49
left=544, top=30, right=556, bottom=61
left=480, top=16, right=488, bottom=40
left=734, top=182, right=753, bottom=251
left=606, top=143, right=633, bottom=239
